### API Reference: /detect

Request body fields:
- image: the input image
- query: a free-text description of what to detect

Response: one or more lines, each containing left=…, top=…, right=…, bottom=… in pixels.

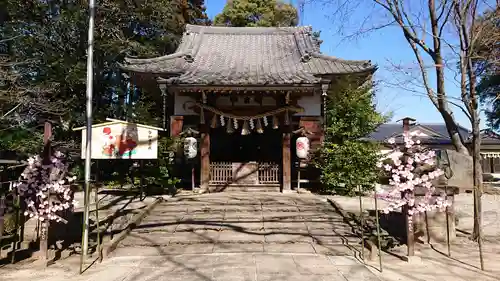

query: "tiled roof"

left=121, top=25, right=375, bottom=85
left=366, top=123, right=476, bottom=145
left=476, top=130, right=500, bottom=145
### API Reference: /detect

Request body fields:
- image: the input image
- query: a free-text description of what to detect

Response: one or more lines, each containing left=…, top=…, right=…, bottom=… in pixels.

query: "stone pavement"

left=112, top=192, right=362, bottom=257
left=3, top=192, right=497, bottom=280
left=0, top=253, right=377, bottom=281
left=0, top=192, right=380, bottom=281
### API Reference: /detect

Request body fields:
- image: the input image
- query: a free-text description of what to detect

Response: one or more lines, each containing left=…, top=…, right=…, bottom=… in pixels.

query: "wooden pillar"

left=401, top=117, right=415, bottom=257
left=170, top=116, right=184, bottom=137
left=282, top=132, right=291, bottom=192
left=200, top=127, right=210, bottom=191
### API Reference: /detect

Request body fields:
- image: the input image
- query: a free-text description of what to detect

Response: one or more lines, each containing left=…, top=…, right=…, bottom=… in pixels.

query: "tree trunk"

left=471, top=111, right=483, bottom=242
left=433, top=35, right=470, bottom=156
left=438, top=108, right=470, bottom=155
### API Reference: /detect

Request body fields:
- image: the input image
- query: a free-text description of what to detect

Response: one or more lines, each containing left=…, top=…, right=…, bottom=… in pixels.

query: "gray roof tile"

left=121, top=25, right=375, bottom=85
left=368, top=123, right=500, bottom=146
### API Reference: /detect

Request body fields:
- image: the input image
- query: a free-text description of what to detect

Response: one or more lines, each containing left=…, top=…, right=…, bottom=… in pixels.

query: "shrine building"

left=121, top=24, right=376, bottom=192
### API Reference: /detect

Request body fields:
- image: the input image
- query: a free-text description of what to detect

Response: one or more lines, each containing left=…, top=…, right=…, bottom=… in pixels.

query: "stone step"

left=120, top=229, right=360, bottom=246
left=111, top=242, right=358, bottom=257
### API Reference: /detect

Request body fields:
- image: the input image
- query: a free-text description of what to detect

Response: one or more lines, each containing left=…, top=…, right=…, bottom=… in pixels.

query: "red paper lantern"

left=296, top=137, right=310, bottom=159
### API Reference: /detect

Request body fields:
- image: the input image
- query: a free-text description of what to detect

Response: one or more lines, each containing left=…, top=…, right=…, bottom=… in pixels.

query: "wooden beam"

left=170, top=84, right=318, bottom=93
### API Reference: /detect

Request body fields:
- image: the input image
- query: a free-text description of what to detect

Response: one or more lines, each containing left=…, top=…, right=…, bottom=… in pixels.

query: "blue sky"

left=205, top=0, right=493, bottom=130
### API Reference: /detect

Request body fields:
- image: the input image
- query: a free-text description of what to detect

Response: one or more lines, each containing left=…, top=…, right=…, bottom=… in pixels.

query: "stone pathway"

left=0, top=192, right=381, bottom=281
left=112, top=192, right=361, bottom=257
left=0, top=253, right=377, bottom=281
left=2, top=192, right=497, bottom=280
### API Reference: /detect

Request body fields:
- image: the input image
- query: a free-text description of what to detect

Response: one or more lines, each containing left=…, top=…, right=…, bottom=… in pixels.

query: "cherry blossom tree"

left=12, top=151, right=77, bottom=228
left=376, top=132, right=450, bottom=231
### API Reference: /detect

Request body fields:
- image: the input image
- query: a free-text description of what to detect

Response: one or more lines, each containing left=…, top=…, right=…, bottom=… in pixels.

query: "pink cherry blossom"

left=14, top=151, right=76, bottom=224
left=377, top=133, right=450, bottom=230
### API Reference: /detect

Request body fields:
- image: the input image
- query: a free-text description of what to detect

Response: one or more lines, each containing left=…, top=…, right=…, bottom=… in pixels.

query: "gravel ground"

left=454, top=193, right=500, bottom=241
left=330, top=191, right=500, bottom=278
left=330, top=191, right=500, bottom=241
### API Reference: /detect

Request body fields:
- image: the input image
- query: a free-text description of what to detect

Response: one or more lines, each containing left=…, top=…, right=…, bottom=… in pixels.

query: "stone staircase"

left=111, top=193, right=363, bottom=257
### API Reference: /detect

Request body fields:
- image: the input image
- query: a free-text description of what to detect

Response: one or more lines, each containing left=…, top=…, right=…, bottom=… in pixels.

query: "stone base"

left=207, top=184, right=281, bottom=192
left=413, top=190, right=457, bottom=244
left=401, top=255, right=422, bottom=264
left=414, top=209, right=456, bottom=244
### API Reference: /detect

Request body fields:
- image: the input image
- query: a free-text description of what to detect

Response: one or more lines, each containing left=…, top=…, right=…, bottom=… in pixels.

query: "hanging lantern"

left=210, top=114, right=217, bottom=128
left=226, top=119, right=234, bottom=134
left=296, top=137, right=310, bottom=159
left=233, top=118, right=239, bottom=129
left=256, top=119, right=264, bottom=134
left=241, top=120, right=250, bottom=135
left=199, top=108, right=205, bottom=124
left=263, top=116, right=269, bottom=127
left=220, top=115, right=226, bottom=126
left=272, top=115, right=279, bottom=129
left=284, top=110, right=290, bottom=125
left=183, top=137, right=197, bottom=159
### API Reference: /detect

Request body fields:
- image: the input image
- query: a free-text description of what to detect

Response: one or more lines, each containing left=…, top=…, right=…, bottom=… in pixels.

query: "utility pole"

left=81, top=0, right=95, bottom=271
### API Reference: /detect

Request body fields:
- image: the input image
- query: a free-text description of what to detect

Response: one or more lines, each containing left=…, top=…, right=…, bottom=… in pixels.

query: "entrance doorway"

left=209, top=127, right=282, bottom=186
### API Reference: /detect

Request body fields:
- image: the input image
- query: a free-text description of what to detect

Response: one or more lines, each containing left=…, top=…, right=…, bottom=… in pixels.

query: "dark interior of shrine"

left=210, top=127, right=282, bottom=163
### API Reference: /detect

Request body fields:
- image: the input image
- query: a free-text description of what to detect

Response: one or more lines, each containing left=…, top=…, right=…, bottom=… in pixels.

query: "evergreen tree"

left=476, top=7, right=500, bottom=131
left=314, top=79, right=387, bottom=195
left=1, top=0, right=209, bottom=188
left=0, top=0, right=209, bottom=156
left=214, top=0, right=298, bottom=27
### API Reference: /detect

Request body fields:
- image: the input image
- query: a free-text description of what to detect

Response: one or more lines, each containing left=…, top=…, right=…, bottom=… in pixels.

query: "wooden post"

left=139, top=160, right=145, bottom=201
left=39, top=121, right=52, bottom=263
left=200, top=128, right=210, bottom=191
left=401, top=117, right=415, bottom=257
left=282, top=133, right=291, bottom=192
left=0, top=189, right=5, bottom=258
left=191, top=163, right=195, bottom=191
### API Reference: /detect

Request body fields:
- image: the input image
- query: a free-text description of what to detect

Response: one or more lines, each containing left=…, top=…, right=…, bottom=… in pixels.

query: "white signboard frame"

left=74, top=118, right=163, bottom=160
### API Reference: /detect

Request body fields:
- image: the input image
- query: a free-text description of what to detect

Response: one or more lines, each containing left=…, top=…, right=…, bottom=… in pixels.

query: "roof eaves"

left=118, top=63, right=183, bottom=76
left=414, top=124, right=449, bottom=138
left=310, top=52, right=372, bottom=66
left=124, top=52, right=189, bottom=65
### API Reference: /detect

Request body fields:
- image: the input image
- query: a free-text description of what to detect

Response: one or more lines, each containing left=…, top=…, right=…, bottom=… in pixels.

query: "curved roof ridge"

left=185, top=24, right=313, bottom=34
left=309, top=52, right=372, bottom=66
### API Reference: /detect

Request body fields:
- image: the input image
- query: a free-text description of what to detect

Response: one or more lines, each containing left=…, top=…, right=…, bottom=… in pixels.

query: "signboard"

left=74, top=119, right=162, bottom=160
